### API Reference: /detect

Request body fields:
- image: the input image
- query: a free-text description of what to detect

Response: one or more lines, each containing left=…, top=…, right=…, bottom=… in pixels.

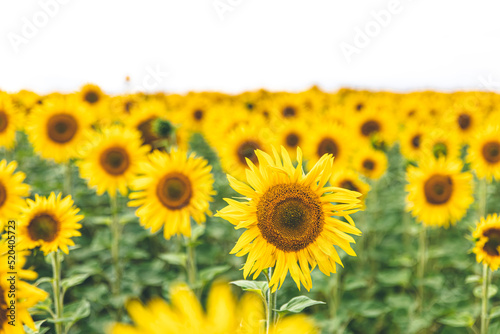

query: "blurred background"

left=1, top=0, right=500, bottom=94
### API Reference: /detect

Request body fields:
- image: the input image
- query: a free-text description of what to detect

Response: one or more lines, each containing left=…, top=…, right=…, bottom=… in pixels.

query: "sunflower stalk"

left=110, top=195, right=122, bottom=306
left=417, top=224, right=427, bottom=313
left=478, top=178, right=487, bottom=219
left=264, top=267, right=278, bottom=333
left=186, top=235, right=198, bottom=292
left=51, top=251, right=64, bottom=334
left=480, top=264, right=491, bottom=334
left=63, top=161, right=72, bottom=197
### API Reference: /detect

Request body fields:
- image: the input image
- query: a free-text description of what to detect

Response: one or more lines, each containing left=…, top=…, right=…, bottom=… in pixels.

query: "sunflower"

left=467, top=125, right=500, bottom=181
left=0, top=93, right=19, bottom=150
left=275, top=120, right=309, bottom=158
left=79, top=126, right=149, bottom=197
left=0, top=160, right=30, bottom=232
left=216, top=124, right=273, bottom=181
left=0, top=238, right=48, bottom=331
left=79, top=83, right=107, bottom=109
left=350, top=108, right=396, bottom=147
left=129, top=150, right=215, bottom=239
left=18, top=192, right=82, bottom=254
left=420, top=128, right=461, bottom=160
left=448, top=105, right=483, bottom=143
left=111, top=281, right=317, bottom=334
left=330, top=169, right=370, bottom=209
left=26, top=95, right=93, bottom=163
left=399, top=121, right=426, bottom=162
left=406, top=156, right=473, bottom=228
left=270, top=93, right=305, bottom=120
left=302, top=120, right=352, bottom=172
left=472, top=214, right=500, bottom=271
left=216, top=147, right=362, bottom=292
left=352, top=148, right=388, bottom=180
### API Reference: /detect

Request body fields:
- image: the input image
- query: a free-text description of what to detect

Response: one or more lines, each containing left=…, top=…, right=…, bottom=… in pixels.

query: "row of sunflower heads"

left=111, top=281, right=318, bottom=334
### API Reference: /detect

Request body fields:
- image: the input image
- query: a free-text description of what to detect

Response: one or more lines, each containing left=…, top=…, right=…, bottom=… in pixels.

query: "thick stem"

left=418, top=224, right=427, bottom=313
left=265, top=268, right=277, bottom=333
left=481, top=264, right=490, bottom=334
left=186, top=236, right=198, bottom=290
left=110, top=195, right=122, bottom=298
left=63, top=161, right=72, bottom=197
left=51, top=251, right=64, bottom=334
left=478, top=178, right=487, bottom=219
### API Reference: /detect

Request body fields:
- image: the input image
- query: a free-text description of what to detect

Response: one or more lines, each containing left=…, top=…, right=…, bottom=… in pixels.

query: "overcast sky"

left=1, top=0, right=500, bottom=95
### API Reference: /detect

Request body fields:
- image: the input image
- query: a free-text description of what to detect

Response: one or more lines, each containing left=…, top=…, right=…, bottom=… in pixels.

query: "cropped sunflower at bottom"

left=472, top=214, right=500, bottom=271
left=110, top=282, right=318, bottom=334
left=216, top=147, right=362, bottom=292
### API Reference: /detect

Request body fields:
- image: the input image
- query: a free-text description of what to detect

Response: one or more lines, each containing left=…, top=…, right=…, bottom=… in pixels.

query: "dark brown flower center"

left=483, top=228, right=500, bottom=256
left=361, top=120, right=380, bottom=137
left=424, top=174, right=453, bottom=205
left=457, top=113, right=471, bottom=130
left=124, top=100, right=135, bottom=113
left=482, top=141, right=500, bottom=164
left=355, top=103, right=364, bottom=112
left=340, top=180, right=359, bottom=192
left=28, top=214, right=59, bottom=242
left=411, top=134, right=421, bottom=149
left=363, top=159, right=375, bottom=171
left=99, top=147, right=130, bottom=175
left=257, top=183, right=324, bottom=252
left=47, top=113, right=78, bottom=144
left=282, top=106, right=296, bottom=118
left=84, top=91, right=99, bottom=104
left=0, top=111, right=8, bottom=133
left=156, top=172, right=192, bottom=210
left=237, top=141, right=261, bottom=165
left=285, top=133, right=300, bottom=148
left=0, top=182, right=6, bottom=208
left=137, top=117, right=159, bottom=146
left=193, top=109, right=204, bottom=121
left=317, top=138, right=338, bottom=158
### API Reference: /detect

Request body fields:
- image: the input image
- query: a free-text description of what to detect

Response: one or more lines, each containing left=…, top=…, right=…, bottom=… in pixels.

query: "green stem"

left=481, top=264, right=490, bottom=334
left=265, top=268, right=277, bottom=333
left=110, top=195, right=122, bottom=299
left=63, top=161, right=72, bottom=197
left=186, top=235, right=198, bottom=290
left=418, top=224, right=427, bottom=313
left=51, top=251, right=64, bottom=334
left=478, top=178, right=487, bottom=219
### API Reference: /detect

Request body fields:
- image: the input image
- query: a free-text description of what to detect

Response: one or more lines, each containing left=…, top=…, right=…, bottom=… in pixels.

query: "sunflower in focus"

left=352, top=148, right=388, bottom=180
left=0, top=92, right=19, bottom=150
left=79, top=126, right=150, bottom=197
left=18, top=192, right=83, bottom=254
left=26, top=95, right=93, bottom=163
left=406, top=156, right=473, bottom=228
left=330, top=169, right=370, bottom=209
left=129, top=150, right=215, bottom=239
left=216, top=147, right=362, bottom=292
left=467, top=125, right=500, bottom=181
left=216, top=124, right=273, bottom=181
left=0, top=238, right=48, bottom=331
left=472, top=214, right=500, bottom=271
left=303, top=120, right=352, bottom=172
left=111, top=281, right=317, bottom=334
left=0, top=160, right=30, bottom=232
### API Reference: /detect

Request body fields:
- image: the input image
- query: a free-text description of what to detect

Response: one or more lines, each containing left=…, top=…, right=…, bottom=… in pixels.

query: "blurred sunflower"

left=79, top=83, right=107, bottom=110
left=111, top=282, right=317, bottom=334
left=473, top=214, right=500, bottom=271
left=406, top=156, right=473, bottom=228
left=350, top=108, right=396, bottom=147
left=467, top=125, right=500, bottom=181
left=0, top=160, right=30, bottom=232
left=399, top=121, right=426, bottom=162
left=271, top=93, right=304, bottom=120
left=330, top=169, right=370, bottom=209
left=448, top=105, right=482, bottom=143
left=421, top=128, right=461, bottom=160
left=216, top=147, right=362, bottom=291
left=275, top=120, right=309, bottom=158
left=0, top=238, right=48, bottom=331
left=18, top=192, right=83, bottom=254
left=129, top=150, right=215, bottom=239
left=352, top=148, right=388, bottom=180
left=217, top=124, right=273, bottom=181
left=26, top=95, right=93, bottom=163
left=79, top=126, right=149, bottom=197
left=303, top=120, right=352, bottom=171
left=173, top=95, right=211, bottom=133
left=0, top=92, right=19, bottom=150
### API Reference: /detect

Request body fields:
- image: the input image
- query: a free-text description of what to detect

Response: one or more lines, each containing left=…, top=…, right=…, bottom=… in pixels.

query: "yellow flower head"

left=473, top=214, right=500, bottom=271
left=0, top=160, right=30, bottom=232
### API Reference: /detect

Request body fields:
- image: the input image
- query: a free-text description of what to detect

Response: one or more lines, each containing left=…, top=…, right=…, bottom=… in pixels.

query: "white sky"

left=1, top=0, right=500, bottom=95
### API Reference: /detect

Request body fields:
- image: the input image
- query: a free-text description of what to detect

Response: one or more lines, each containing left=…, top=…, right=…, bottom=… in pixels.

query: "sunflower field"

left=1, top=86, right=500, bottom=334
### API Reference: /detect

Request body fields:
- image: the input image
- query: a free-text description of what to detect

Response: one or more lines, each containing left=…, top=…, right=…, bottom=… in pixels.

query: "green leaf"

left=191, top=224, right=206, bottom=242
left=376, top=269, right=411, bottom=287
left=34, top=277, right=53, bottom=287
left=230, top=280, right=268, bottom=298
left=63, top=299, right=91, bottom=322
left=490, top=306, right=500, bottom=321
left=159, top=253, right=187, bottom=267
left=438, top=312, right=474, bottom=327
left=279, top=296, right=325, bottom=314
left=465, top=275, right=481, bottom=284
left=199, top=265, right=230, bottom=283
left=473, top=285, right=498, bottom=299
left=24, top=320, right=49, bottom=334
left=61, top=273, right=90, bottom=290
